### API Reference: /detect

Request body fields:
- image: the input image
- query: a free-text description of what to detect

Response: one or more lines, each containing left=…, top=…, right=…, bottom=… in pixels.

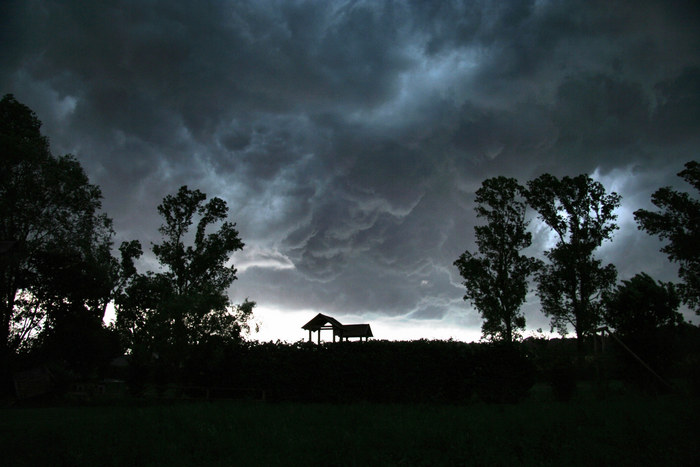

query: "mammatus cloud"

left=2, top=0, right=699, bottom=340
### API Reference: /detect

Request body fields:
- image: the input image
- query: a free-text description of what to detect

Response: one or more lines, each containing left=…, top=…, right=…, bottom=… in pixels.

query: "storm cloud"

left=2, top=0, right=699, bottom=341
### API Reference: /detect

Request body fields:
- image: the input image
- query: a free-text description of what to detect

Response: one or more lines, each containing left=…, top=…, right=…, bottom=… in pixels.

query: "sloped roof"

left=301, top=313, right=344, bottom=331
left=336, top=324, right=373, bottom=338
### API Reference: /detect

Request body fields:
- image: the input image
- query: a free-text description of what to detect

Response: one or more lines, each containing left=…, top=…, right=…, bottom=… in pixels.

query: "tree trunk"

left=574, top=323, right=586, bottom=369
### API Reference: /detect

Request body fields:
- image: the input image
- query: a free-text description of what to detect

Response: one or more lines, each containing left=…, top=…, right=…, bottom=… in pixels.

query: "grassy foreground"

left=2, top=394, right=698, bottom=466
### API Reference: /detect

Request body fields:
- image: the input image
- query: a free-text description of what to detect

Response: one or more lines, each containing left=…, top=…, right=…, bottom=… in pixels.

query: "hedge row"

left=136, top=340, right=535, bottom=404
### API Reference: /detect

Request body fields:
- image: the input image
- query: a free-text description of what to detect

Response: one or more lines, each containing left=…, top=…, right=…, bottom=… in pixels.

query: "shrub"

left=474, top=344, right=535, bottom=403
left=546, top=364, right=577, bottom=401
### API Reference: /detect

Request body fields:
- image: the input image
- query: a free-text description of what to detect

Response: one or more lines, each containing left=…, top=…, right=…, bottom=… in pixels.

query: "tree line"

left=1, top=94, right=255, bottom=394
left=454, top=163, right=699, bottom=352
left=1, top=93, right=698, bottom=399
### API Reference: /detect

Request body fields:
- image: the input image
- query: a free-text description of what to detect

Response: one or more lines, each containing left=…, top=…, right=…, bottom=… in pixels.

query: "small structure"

left=302, top=313, right=373, bottom=344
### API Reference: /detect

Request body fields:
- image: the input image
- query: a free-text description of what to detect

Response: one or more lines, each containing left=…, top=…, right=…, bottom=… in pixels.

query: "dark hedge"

left=163, top=339, right=539, bottom=403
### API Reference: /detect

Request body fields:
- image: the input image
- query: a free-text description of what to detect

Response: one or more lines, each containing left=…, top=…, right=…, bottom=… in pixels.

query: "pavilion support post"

left=317, top=330, right=321, bottom=345
left=308, top=329, right=312, bottom=342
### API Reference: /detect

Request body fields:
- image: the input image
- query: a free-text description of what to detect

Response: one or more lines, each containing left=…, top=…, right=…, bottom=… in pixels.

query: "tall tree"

left=115, top=186, right=254, bottom=358
left=454, top=177, right=540, bottom=343
left=634, top=161, right=700, bottom=314
left=0, top=94, right=116, bottom=364
left=526, top=174, right=620, bottom=350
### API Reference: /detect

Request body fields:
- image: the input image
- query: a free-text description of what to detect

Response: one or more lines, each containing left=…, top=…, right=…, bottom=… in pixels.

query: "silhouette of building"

left=302, top=313, right=373, bottom=344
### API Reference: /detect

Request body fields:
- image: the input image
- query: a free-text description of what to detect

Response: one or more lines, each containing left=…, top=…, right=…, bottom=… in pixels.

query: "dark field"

left=2, top=390, right=698, bottom=466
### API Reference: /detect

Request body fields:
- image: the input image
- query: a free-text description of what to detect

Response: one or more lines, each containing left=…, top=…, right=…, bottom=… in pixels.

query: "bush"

left=474, top=344, right=535, bottom=403
left=546, top=364, right=577, bottom=401
left=611, top=331, right=677, bottom=394
left=232, top=340, right=478, bottom=403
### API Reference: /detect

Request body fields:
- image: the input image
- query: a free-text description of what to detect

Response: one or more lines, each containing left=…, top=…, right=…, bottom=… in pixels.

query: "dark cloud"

left=2, top=0, right=699, bottom=340
left=651, top=67, right=700, bottom=144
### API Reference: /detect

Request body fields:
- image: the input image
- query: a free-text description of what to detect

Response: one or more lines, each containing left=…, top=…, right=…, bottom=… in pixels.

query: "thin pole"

left=598, top=327, right=675, bottom=391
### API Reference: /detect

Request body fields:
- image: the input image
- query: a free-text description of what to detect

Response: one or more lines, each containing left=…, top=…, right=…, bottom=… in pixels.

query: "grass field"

left=2, top=390, right=698, bottom=466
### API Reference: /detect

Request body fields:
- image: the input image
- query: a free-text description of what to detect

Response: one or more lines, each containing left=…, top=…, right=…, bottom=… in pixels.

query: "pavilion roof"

left=336, top=324, right=373, bottom=338
left=301, top=313, right=344, bottom=331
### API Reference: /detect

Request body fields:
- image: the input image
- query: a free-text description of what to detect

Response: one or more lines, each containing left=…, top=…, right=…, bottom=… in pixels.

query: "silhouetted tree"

left=526, top=174, right=620, bottom=353
left=0, top=95, right=117, bottom=381
left=634, top=161, right=700, bottom=314
left=604, top=272, right=685, bottom=391
left=604, top=272, right=683, bottom=337
left=454, top=177, right=540, bottom=343
left=115, top=186, right=255, bottom=361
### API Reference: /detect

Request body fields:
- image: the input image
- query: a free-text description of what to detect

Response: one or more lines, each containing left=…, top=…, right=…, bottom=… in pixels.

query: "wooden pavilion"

left=302, top=313, right=373, bottom=344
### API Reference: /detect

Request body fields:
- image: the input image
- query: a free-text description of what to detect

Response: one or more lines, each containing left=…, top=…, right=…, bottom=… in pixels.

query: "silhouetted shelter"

left=338, top=324, right=373, bottom=341
left=302, top=313, right=373, bottom=344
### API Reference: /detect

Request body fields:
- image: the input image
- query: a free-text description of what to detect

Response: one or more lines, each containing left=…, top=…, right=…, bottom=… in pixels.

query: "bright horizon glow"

left=246, top=305, right=562, bottom=344
left=249, top=309, right=485, bottom=344
left=104, top=302, right=569, bottom=343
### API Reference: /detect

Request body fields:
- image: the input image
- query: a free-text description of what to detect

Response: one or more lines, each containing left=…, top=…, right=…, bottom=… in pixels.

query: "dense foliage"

left=454, top=177, right=540, bottom=343
left=119, top=339, right=538, bottom=404
left=604, top=272, right=682, bottom=337
left=115, top=185, right=255, bottom=369
left=107, top=330, right=700, bottom=403
left=1, top=95, right=118, bottom=389
left=635, top=161, right=700, bottom=314
left=526, top=174, right=620, bottom=349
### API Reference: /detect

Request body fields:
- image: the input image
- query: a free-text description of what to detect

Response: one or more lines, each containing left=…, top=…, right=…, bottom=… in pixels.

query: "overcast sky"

left=2, top=0, right=699, bottom=342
